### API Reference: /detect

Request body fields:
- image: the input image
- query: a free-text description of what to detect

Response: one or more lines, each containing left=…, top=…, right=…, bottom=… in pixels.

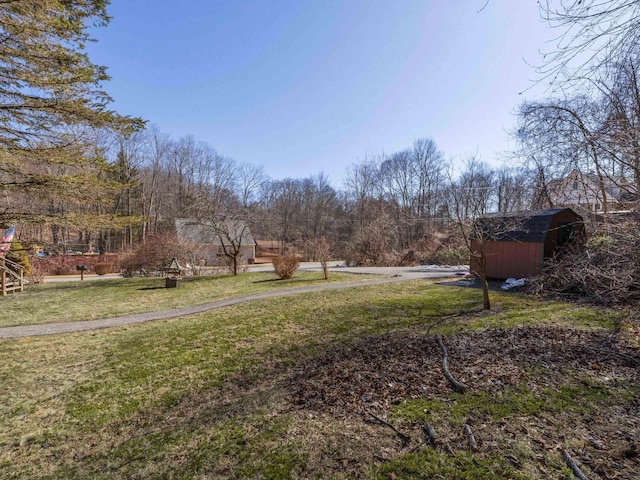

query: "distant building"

left=540, top=169, right=637, bottom=213
left=175, top=218, right=256, bottom=266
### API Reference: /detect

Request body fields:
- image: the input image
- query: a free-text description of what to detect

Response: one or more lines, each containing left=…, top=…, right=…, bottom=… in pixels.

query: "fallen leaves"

left=285, top=325, right=640, bottom=478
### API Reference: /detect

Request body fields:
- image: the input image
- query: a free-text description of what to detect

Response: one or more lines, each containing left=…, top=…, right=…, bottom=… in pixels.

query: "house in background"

left=541, top=169, right=637, bottom=213
left=471, top=208, right=585, bottom=280
left=175, top=218, right=256, bottom=266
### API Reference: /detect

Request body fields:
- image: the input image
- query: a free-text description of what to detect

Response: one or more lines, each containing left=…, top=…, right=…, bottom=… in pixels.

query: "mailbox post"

left=164, top=257, right=183, bottom=288
left=76, top=264, right=87, bottom=281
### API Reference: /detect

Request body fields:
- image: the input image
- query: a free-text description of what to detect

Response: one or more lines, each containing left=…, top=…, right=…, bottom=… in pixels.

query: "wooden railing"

left=1, top=257, right=24, bottom=295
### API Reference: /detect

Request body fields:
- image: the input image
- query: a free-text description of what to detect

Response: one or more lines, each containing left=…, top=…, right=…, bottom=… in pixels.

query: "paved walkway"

left=6, top=265, right=468, bottom=340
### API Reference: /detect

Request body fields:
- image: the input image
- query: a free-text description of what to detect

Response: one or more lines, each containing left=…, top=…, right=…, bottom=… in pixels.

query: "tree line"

left=11, top=120, right=541, bottom=265
left=1, top=1, right=638, bottom=272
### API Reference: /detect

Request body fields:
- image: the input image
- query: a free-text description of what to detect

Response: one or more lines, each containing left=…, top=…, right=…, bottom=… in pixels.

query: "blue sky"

left=89, top=1, right=553, bottom=183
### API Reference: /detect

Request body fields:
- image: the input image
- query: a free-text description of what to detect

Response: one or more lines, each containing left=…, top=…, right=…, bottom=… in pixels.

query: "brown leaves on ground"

left=288, top=326, right=638, bottom=416
left=286, top=326, right=640, bottom=478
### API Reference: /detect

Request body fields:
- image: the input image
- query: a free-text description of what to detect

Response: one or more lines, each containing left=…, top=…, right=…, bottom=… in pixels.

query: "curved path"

left=0, top=272, right=460, bottom=340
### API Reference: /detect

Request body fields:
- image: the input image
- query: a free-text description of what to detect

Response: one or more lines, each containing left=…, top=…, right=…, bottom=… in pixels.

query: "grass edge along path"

left=0, top=276, right=415, bottom=339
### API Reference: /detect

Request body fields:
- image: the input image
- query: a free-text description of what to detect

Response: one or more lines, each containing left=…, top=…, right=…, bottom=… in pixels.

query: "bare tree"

left=412, top=138, right=446, bottom=223
left=344, top=156, right=383, bottom=233
left=516, top=60, right=640, bottom=217
left=112, top=130, right=146, bottom=249
left=447, top=158, right=498, bottom=310
left=495, top=166, right=534, bottom=213
left=342, top=139, right=447, bottom=263
left=538, top=0, right=640, bottom=87
left=237, top=162, right=265, bottom=208
left=140, top=125, right=171, bottom=240
left=351, top=211, right=396, bottom=266
left=314, top=236, right=331, bottom=280
left=209, top=215, right=253, bottom=276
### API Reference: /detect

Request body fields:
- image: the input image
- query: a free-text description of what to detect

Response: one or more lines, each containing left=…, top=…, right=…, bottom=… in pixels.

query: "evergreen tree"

left=0, top=1, right=143, bottom=224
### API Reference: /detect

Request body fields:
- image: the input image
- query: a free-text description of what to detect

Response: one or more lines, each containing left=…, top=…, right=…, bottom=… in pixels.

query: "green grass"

left=0, top=271, right=371, bottom=327
left=0, top=281, right=629, bottom=479
left=393, top=383, right=614, bottom=425
left=369, top=449, right=527, bottom=480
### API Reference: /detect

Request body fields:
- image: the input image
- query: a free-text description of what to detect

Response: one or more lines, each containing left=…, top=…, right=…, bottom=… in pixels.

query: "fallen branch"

left=562, top=449, right=588, bottom=480
left=116, top=456, right=145, bottom=470
left=434, top=334, right=468, bottom=393
left=463, top=424, right=477, bottom=451
left=419, top=421, right=454, bottom=455
left=367, top=411, right=410, bottom=446
left=421, top=422, right=437, bottom=446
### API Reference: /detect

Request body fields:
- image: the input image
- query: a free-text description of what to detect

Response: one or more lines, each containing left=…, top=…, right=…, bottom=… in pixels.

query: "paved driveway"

left=43, top=263, right=468, bottom=283
left=248, top=262, right=468, bottom=279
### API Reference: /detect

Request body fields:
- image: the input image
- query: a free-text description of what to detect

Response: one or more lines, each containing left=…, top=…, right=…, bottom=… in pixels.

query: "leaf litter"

left=286, top=325, right=640, bottom=478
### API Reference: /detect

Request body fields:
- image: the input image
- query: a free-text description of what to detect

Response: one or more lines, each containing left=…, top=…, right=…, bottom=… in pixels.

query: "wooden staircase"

left=1, top=257, right=24, bottom=295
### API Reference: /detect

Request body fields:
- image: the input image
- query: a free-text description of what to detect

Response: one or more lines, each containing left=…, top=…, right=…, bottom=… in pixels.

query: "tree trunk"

left=479, top=245, right=491, bottom=310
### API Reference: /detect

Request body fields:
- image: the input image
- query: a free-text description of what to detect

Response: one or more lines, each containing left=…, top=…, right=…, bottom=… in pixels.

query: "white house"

left=545, top=169, right=637, bottom=213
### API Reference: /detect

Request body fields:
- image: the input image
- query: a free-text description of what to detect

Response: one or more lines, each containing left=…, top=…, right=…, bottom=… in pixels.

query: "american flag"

left=0, top=226, right=15, bottom=258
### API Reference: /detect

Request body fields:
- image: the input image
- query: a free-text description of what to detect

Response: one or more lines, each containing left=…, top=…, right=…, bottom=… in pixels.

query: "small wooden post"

left=1, top=267, right=6, bottom=296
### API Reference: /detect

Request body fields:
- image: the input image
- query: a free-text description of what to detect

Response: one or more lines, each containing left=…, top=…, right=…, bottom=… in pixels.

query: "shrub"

left=417, top=229, right=468, bottom=266
left=398, top=249, right=419, bottom=266
left=50, top=257, right=75, bottom=275
left=272, top=255, right=300, bottom=279
left=93, top=262, right=112, bottom=275
left=27, top=257, right=46, bottom=283
left=30, top=253, right=120, bottom=276
left=120, top=233, right=184, bottom=277
left=6, top=240, right=31, bottom=275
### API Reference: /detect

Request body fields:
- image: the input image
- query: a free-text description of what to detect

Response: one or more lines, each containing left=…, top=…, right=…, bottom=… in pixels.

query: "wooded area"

left=0, top=1, right=638, bottom=305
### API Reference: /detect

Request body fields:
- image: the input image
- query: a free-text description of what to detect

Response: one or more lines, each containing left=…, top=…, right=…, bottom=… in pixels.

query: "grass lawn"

left=1, top=280, right=637, bottom=479
left=0, top=271, right=371, bottom=328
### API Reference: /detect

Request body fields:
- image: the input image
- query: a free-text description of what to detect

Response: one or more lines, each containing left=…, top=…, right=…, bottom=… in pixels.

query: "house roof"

left=175, top=218, right=255, bottom=246
left=474, top=208, right=581, bottom=243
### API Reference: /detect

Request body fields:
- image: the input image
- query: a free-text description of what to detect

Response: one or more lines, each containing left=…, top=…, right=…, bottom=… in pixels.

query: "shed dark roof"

left=474, top=208, right=580, bottom=243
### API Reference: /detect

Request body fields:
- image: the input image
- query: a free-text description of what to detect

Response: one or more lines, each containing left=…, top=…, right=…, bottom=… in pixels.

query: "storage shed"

left=470, top=208, right=585, bottom=280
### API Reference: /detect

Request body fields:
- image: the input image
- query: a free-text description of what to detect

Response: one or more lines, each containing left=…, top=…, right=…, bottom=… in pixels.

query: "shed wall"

left=471, top=240, right=544, bottom=280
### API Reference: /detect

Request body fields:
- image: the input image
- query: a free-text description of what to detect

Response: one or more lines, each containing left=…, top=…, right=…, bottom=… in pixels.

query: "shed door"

left=557, top=222, right=575, bottom=247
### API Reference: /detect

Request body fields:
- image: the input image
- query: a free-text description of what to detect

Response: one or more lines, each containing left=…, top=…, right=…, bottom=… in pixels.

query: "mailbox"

left=76, top=264, right=88, bottom=281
